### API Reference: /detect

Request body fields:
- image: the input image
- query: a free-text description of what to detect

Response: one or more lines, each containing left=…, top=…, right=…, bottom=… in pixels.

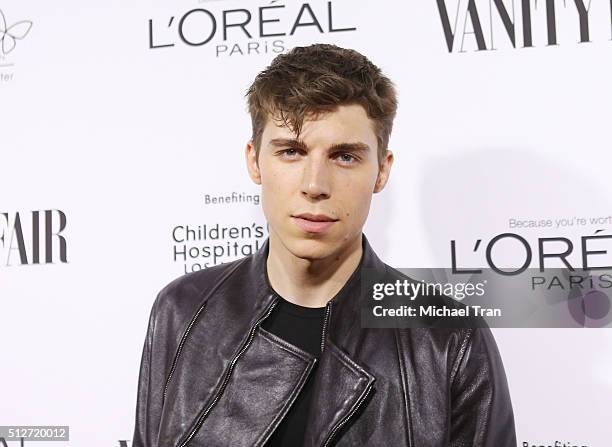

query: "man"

left=133, top=44, right=516, bottom=446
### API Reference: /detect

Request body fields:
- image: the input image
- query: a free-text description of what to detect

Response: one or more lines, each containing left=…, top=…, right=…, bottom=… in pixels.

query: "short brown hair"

left=245, top=44, right=398, bottom=165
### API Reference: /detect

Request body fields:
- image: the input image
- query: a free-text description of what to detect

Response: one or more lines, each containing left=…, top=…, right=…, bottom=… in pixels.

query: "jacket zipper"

left=178, top=295, right=280, bottom=447
left=320, top=302, right=332, bottom=353
left=322, top=383, right=373, bottom=447
left=163, top=301, right=209, bottom=404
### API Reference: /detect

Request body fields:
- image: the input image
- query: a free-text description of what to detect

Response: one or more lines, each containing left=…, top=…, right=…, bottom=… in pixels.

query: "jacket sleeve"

left=133, top=294, right=163, bottom=447
left=449, top=327, right=516, bottom=446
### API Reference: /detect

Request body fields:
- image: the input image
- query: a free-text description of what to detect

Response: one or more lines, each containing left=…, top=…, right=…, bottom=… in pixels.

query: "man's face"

left=246, top=103, right=393, bottom=260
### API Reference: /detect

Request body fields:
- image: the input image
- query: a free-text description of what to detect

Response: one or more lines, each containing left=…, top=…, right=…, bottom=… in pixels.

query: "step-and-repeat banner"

left=2, top=0, right=612, bottom=445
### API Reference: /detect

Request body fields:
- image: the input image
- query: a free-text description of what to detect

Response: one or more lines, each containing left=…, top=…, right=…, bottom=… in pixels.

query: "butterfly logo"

left=0, top=9, right=33, bottom=56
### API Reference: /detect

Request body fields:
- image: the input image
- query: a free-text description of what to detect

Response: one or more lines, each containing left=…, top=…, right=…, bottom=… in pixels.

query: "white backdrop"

left=2, top=0, right=612, bottom=445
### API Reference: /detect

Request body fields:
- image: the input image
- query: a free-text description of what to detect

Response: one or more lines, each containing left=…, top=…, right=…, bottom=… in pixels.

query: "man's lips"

left=291, top=213, right=338, bottom=233
left=293, top=213, right=338, bottom=222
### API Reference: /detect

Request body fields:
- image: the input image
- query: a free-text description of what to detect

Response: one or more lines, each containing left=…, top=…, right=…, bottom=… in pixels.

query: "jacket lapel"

left=303, top=233, right=386, bottom=446
left=303, top=338, right=376, bottom=447
left=185, top=323, right=319, bottom=447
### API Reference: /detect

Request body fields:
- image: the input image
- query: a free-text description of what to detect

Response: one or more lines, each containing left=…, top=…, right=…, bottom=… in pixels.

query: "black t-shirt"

left=261, top=296, right=326, bottom=447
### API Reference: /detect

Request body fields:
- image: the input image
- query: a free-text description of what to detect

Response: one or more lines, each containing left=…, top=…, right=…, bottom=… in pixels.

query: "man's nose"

left=301, top=155, right=331, bottom=200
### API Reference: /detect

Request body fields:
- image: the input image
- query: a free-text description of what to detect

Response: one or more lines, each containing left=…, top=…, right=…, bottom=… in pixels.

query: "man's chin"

left=283, top=236, right=338, bottom=261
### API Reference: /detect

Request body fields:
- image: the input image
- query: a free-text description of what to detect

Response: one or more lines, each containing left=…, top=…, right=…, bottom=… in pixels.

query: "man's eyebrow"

left=328, top=142, right=370, bottom=153
left=269, top=138, right=308, bottom=150
left=269, top=138, right=370, bottom=153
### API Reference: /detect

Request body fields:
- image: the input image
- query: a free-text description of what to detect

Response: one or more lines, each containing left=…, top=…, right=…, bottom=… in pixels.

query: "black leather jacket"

left=133, top=233, right=516, bottom=446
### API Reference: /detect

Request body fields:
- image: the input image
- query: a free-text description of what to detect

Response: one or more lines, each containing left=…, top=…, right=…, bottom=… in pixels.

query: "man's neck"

left=266, top=232, right=363, bottom=308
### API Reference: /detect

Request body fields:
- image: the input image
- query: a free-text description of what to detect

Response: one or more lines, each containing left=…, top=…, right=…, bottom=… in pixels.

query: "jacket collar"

left=251, top=231, right=388, bottom=350
left=253, top=231, right=388, bottom=308
left=251, top=232, right=387, bottom=445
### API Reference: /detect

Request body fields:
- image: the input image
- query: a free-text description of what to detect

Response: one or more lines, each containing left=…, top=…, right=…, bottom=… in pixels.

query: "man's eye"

left=336, top=153, right=357, bottom=163
left=280, top=148, right=300, bottom=157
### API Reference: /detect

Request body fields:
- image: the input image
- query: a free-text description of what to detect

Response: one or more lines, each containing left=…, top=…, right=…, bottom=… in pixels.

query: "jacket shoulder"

left=152, top=256, right=247, bottom=321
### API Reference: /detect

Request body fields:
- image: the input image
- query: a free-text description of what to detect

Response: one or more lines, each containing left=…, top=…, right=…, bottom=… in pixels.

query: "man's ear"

left=245, top=140, right=262, bottom=185
left=374, top=149, right=394, bottom=193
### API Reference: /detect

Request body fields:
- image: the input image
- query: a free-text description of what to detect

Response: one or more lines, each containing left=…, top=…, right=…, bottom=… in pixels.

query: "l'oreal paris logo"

left=450, top=230, right=612, bottom=274
left=147, top=1, right=357, bottom=57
